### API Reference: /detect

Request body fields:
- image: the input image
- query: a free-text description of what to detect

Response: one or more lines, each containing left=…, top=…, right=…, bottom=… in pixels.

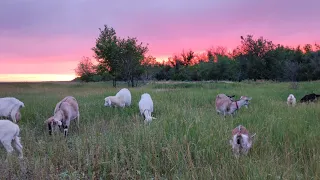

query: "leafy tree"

left=74, top=56, right=96, bottom=82
left=75, top=31, right=320, bottom=83
left=92, top=25, right=148, bottom=87
left=181, top=50, right=195, bottom=66
left=118, top=37, right=148, bottom=87
left=92, top=25, right=120, bottom=87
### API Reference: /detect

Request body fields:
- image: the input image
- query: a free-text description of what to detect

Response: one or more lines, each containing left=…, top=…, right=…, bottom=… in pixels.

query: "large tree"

left=92, top=25, right=148, bottom=87
left=118, top=37, right=148, bottom=87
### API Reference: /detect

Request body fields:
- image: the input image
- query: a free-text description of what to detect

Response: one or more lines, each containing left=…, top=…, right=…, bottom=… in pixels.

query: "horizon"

left=1, top=0, right=319, bottom=82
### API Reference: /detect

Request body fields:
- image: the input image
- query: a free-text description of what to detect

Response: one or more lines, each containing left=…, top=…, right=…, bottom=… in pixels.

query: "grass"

left=0, top=81, right=320, bottom=179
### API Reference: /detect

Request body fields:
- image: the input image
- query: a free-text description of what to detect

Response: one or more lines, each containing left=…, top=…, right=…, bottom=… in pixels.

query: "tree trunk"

left=131, top=76, right=134, bottom=87
left=113, top=78, right=117, bottom=88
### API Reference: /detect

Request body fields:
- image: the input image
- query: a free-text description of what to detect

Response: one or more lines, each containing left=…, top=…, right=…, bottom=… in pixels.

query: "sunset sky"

left=0, top=0, right=319, bottom=82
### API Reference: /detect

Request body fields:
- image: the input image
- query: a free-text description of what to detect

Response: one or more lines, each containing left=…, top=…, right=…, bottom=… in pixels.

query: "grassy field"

left=0, top=81, right=320, bottom=179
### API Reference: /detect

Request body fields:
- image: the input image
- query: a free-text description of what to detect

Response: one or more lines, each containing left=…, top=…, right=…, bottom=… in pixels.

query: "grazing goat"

left=215, top=94, right=252, bottom=117
left=0, top=120, right=23, bottom=160
left=139, top=93, right=156, bottom=124
left=45, top=96, right=80, bottom=137
left=0, top=97, right=25, bottom=123
left=287, top=94, right=296, bottom=107
left=229, top=125, right=256, bottom=158
left=104, top=88, right=132, bottom=107
left=300, top=93, right=320, bottom=103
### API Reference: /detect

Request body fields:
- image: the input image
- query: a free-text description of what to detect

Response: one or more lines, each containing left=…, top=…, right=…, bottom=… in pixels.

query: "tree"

left=235, top=35, right=276, bottom=80
left=118, top=37, right=148, bottom=87
left=92, top=25, right=120, bottom=87
left=74, top=57, right=96, bottom=82
left=141, top=55, right=159, bottom=80
left=92, top=25, right=148, bottom=87
left=206, top=50, right=214, bottom=62
left=181, top=49, right=195, bottom=66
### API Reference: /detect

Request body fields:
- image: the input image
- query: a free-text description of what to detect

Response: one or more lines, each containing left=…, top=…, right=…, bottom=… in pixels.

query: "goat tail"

left=236, top=134, right=242, bottom=145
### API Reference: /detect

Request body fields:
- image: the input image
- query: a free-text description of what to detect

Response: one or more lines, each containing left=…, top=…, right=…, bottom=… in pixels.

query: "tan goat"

left=229, top=125, right=256, bottom=158
left=45, top=96, right=80, bottom=137
left=215, top=94, right=252, bottom=117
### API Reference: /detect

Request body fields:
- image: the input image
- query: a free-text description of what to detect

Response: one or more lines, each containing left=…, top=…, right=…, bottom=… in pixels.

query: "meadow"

left=0, top=81, right=320, bottom=179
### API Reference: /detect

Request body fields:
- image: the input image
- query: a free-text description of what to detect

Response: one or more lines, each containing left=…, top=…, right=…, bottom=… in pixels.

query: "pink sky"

left=0, top=0, right=319, bottom=81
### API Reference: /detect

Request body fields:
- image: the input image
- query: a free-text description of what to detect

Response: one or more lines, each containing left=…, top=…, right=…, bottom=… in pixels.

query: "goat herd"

left=0, top=88, right=319, bottom=161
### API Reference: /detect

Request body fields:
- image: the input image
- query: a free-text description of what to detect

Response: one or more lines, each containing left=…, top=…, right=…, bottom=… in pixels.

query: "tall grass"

left=0, top=81, right=319, bottom=179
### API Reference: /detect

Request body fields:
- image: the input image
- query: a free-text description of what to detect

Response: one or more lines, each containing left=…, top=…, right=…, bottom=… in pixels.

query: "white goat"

left=215, top=94, right=252, bottom=117
left=45, top=96, right=80, bottom=137
left=138, top=93, right=156, bottom=123
left=0, top=97, right=25, bottom=123
left=287, top=94, right=296, bottom=107
left=0, top=120, right=23, bottom=159
left=229, top=125, right=256, bottom=158
left=104, top=88, right=132, bottom=108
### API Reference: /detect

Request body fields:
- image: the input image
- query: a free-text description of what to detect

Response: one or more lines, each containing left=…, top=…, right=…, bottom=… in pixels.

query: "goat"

left=0, top=97, right=25, bottom=123
left=216, top=94, right=252, bottom=117
left=139, top=93, right=156, bottom=124
left=299, top=93, right=320, bottom=103
left=287, top=94, right=296, bottom=107
left=229, top=125, right=256, bottom=158
left=45, top=96, right=80, bottom=137
left=104, top=88, right=132, bottom=107
left=0, top=119, right=23, bottom=160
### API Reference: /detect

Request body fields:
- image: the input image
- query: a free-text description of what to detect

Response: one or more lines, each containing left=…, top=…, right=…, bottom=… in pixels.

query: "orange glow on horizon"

left=0, top=74, right=76, bottom=82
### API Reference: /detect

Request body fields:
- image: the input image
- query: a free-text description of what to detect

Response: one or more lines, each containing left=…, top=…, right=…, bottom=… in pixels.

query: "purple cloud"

left=0, top=0, right=319, bottom=73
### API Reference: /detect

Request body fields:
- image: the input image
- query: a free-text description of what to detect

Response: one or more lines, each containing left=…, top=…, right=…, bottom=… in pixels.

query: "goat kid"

left=300, top=93, right=320, bottom=103
left=0, top=119, right=23, bottom=160
left=139, top=93, right=156, bottom=124
left=287, top=94, right=296, bottom=107
left=216, top=94, right=252, bottom=117
left=229, top=125, right=256, bottom=158
left=104, top=88, right=132, bottom=108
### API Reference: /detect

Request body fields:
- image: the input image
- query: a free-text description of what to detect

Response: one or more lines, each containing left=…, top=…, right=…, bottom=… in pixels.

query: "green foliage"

left=78, top=30, right=320, bottom=83
left=153, top=35, right=320, bottom=82
left=91, top=25, right=148, bottom=87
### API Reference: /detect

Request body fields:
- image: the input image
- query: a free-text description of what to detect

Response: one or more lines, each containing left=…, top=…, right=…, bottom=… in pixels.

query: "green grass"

left=0, top=81, right=320, bottom=179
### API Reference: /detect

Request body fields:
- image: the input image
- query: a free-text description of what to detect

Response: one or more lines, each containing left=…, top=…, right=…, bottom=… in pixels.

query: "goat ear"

left=108, top=98, right=111, bottom=105
left=45, top=117, right=53, bottom=124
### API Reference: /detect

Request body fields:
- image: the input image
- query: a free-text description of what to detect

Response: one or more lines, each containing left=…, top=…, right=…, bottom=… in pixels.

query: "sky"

left=0, top=0, right=319, bottom=82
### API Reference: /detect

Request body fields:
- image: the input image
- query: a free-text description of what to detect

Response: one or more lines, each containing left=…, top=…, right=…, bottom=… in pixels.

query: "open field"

left=0, top=81, right=320, bottom=179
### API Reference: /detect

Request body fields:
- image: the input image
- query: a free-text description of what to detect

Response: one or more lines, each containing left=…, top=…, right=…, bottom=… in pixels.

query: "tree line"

left=75, top=25, right=320, bottom=86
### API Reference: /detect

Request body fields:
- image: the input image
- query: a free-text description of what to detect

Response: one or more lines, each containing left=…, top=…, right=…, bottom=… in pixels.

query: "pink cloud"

left=0, top=59, right=78, bottom=74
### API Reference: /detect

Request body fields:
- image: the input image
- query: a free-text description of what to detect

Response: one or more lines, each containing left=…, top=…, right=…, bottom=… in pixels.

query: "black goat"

left=300, top=93, right=320, bottom=103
